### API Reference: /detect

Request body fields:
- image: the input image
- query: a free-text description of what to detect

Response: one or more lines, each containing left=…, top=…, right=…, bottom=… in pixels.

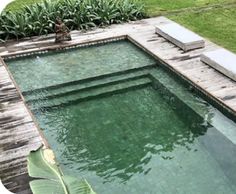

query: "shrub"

left=0, top=0, right=145, bottom=41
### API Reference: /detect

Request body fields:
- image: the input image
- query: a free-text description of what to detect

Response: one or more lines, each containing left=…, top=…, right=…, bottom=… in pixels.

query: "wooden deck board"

left=0, top=57, right=43, bottom=193
left=0, top=16, right=236, bottom=193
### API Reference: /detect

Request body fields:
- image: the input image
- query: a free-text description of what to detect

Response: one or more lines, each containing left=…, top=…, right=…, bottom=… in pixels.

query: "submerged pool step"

left=27, top=74, right=148, bottom=104
left=24, top=65, right=155, bottom=102
left=29, top=77, right=151, bottom=110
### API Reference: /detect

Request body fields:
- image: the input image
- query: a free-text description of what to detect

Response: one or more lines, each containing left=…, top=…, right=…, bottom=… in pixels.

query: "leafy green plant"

left=27, top=147, right=96, bottom=194
left=0, top=0, right=145, bottom=41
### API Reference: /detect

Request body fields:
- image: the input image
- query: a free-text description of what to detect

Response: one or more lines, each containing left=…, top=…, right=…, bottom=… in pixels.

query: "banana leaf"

left=27, top=147, right=96, bottom=194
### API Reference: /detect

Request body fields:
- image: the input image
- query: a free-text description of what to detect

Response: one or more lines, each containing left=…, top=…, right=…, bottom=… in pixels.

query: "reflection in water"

left=36, top=87, right=210, bottom=183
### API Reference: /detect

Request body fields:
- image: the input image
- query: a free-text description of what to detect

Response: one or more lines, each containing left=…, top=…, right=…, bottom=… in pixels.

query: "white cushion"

left=201, top=49, right=236, bottom=81
left=155, top=23, right=205, bottom=51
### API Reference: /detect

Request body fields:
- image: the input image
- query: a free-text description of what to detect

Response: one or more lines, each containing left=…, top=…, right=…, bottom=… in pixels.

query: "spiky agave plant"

left=0, top=0, right=15, bottom=42
left=0, top=0, right=145, bottom=41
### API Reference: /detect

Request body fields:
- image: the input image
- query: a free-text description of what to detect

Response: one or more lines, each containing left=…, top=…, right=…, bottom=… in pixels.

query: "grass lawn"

left=144, top=0, right=236, bottom=16
left=6, top=0, right=236, bottom=13
left=170, top=7, right=236, bottom=53
left=6, top=0, right=50, bottom=11
left=5, top=0, right=236, bottom=53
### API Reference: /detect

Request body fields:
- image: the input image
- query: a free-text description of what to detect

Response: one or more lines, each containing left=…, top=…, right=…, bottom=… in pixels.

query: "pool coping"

left=1, top=16, right=236, bottom=193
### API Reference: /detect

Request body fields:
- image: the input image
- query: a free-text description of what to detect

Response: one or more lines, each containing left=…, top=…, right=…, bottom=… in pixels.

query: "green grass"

left=169, top=7, right=236, bottom=53
left=144, top=0, right=235, bottom=16
left=6, top=0, right=52, bottom=11
left=141, top=0, right=236, bottom=53
left=6, top=0, right=236, bottom=13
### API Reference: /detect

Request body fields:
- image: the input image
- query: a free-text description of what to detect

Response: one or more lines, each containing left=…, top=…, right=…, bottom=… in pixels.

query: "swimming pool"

left=6, top=40, right=236, bottom=194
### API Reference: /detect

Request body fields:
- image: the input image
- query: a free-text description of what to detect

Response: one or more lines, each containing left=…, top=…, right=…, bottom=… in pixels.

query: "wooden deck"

left=0, top=16, right=236, bottom=193
left=0, top=57, right=43, bottom=193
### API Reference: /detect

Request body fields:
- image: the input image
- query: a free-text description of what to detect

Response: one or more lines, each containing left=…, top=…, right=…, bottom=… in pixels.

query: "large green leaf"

left=27, top=147, right=96, bottom=194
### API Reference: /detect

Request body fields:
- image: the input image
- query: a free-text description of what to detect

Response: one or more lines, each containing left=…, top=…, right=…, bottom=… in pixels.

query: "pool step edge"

left=23, top=64, right=157, bottom=99
left=30, top=77, right=152, bottom=111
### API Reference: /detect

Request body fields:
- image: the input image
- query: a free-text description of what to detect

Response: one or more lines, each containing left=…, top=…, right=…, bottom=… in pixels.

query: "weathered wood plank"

left=0, top=58, right=43, bottom=193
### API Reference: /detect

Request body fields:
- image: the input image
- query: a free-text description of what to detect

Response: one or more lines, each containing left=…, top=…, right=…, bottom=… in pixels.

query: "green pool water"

left=7, top=41, right=155, bottom=92
left=6, top=40, right=236, bottom=194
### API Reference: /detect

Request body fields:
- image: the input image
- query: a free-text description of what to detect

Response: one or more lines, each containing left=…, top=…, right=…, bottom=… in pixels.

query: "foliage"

left=0, top=0, right=145, bottom=41
left=27, top=147, right=96, bottom=194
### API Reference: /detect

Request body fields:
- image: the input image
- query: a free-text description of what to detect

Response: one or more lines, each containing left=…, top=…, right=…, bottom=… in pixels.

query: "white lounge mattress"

left=201, top=49, right=236, bottom=81
left=155, top=23, right=205, bottom=51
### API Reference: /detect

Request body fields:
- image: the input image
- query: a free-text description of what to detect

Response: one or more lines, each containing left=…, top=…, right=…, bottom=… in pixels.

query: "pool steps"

left=27, top=65, right=213, bottom=118
left=28, top=68, right=206, bottom=119
left=25, top=61, right=236, bottom=145
left=26, top=63, right=236, bottom=144
left=26, top=74, right=149, bottom=103
left=29, top=76, right=151, bottom=110
left=24, top=65, right=156, bottom=102
left=22, top=64, right=157, bottom=100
